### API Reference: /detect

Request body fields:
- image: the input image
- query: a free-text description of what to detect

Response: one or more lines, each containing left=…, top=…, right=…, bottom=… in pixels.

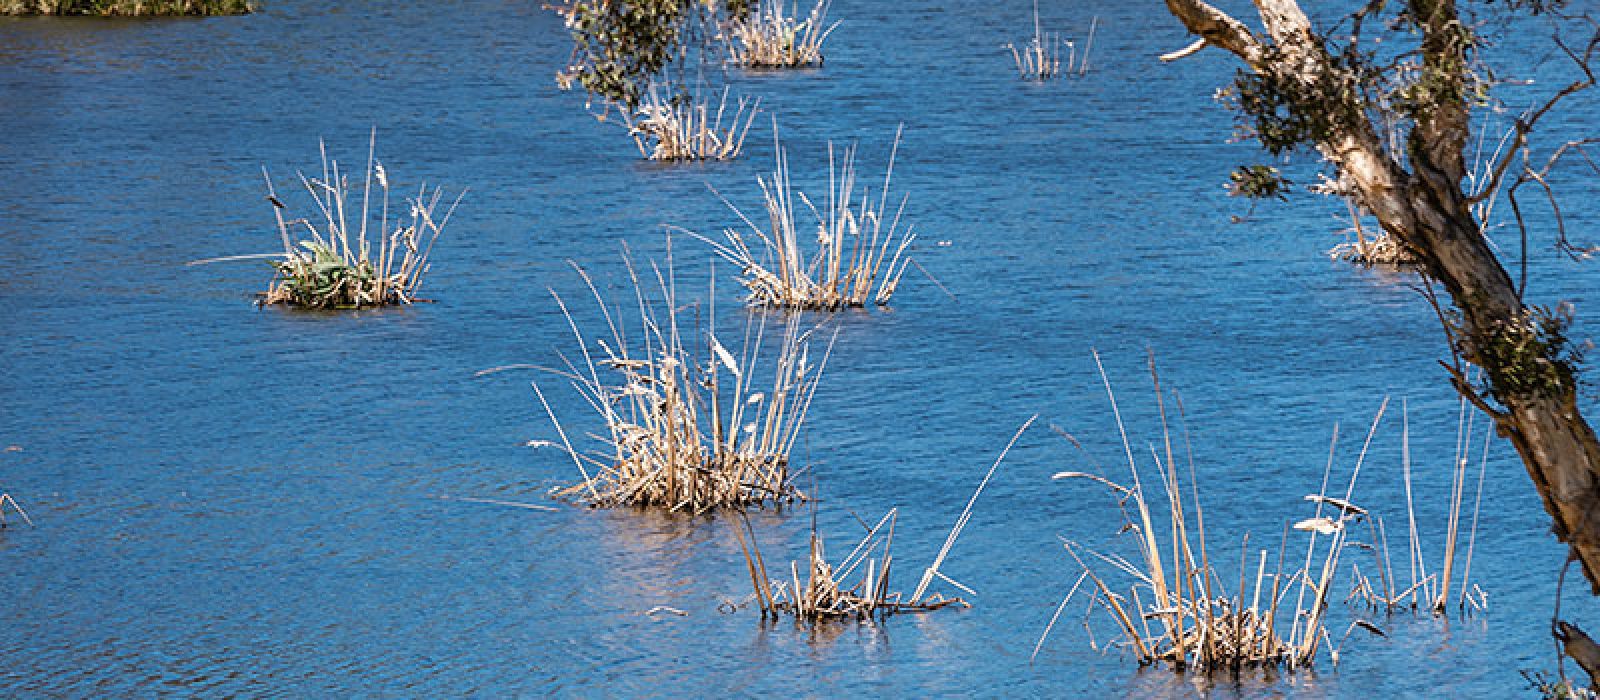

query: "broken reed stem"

left=0, top=493, right=33, bottom=528
left=524, top=252, right=837, bottom=513
left=692, top=121, right=917, bottom=311
left=227, top=129, right=464, bottom=309
left=725, top=0, right=837, bottom=69
left=1043, top=354, right=1385, bottom=672
left=629, top=86, right=760, bottom=161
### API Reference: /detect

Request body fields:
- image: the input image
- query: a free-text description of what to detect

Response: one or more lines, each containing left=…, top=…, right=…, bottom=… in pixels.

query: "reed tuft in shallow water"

left=192, top=130, right=465, bottom=309
left=725, top=0, right=836, bottom=69
left=1038, top=353, right=1386, bottom=671
left=630, top=86, right=760, bottom=162
left=692, top=123, right=918, bottom=310
left=735, top=417, right=1034, bottom=621
left=493, top=251, right=835, bottom=513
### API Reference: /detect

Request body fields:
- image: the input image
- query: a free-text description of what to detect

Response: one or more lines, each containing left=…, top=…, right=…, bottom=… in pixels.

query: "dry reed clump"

left=725, top=0, right=837, bottom=69
left=630, top=86, right=760, bottom=162
left=1345, top=397, right=1492, bottom=615
left=692, top=124, right=918, bottom=310
left=0, top=0, right=249, bottom=14
left=734, top=418, right=1035, bottom=621
left=192, top=130, right=465, bottom=309
left=1005, top=3, right=1096, bottom=80
left=491, top=254, right=836, bottom=513
left=1324, top=196, right=1417, bottom=266
left=0, top=493, right=33, bottom=528
left=1037, top=353, right=1387, bottom=672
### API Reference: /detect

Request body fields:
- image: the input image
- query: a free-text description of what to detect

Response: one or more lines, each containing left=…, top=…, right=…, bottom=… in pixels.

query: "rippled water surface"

left=4, top=1, right=1600, bottom=696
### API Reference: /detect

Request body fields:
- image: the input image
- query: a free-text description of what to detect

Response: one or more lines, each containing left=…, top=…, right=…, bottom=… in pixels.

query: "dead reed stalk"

left=0, top=493, right=33, bottom=528
left=191, top=129, right=465, bottom=309
left=735, top=417, right=1035, bottom=621
left=493, top=250, right=836, bottom=513
left=1345, top=396, right=1492, bottom=615
left=725, top=0, right=837, bottom=69
left=1039, top=352, right=1386, bottom=671
left=630, top=86, right=760, bottom=161
left=691, top=122, right=918, bottom=310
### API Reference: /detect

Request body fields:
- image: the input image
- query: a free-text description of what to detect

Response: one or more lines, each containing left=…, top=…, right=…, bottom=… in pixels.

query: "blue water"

left=3, top=1, right=1599, bottom=696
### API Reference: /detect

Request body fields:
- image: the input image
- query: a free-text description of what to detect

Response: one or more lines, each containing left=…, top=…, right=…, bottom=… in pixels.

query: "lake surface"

left=3, top=1, right=1599, bottom=696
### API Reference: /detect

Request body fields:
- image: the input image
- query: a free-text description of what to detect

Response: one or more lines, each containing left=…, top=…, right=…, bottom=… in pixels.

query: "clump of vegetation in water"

left=1039, top=354, right=1386, bottom=671
left=1004, top=3, right=1096, bottom=81
left=691, top=124, right=920, bottom=310
left=0, top=0, right=250, bottom=15
left=491, top=255, right=835, bottom=513
left=629, top=86, right=760, bottom=161
left=190, top=130, right=465, bottom=309
left=725, top=0, right=836, bottom=69
left=733, top=419, right=1032, bottom=621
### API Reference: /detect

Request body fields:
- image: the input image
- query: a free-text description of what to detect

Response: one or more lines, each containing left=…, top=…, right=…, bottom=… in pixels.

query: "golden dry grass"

left=1037, top=353, right=1386, bottom=671
left=692, top=123, right=918, bottom=310
left=735, top=418, right=1035, bottom=621
left=493, top=252, right=836, bottom=513
left=630, top=87, right=760, bottom=162
left=191, top=130, right=464, bottom=309
left=725, top=0, right=836, bottom=69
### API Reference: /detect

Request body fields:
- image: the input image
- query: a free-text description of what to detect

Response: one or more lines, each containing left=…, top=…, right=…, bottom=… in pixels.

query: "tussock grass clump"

left=631, top=86, right=760, bottom=161
left=0, top=0, right=249, bottom=14
left=193, top=131, right=466, bottom=309
left=694, top=124, right=918, bottom=310
left=725, top=0, right=836, bottom=69
left=1345, top=397, right=1491, bottom=614
left=498, top=255, right=836, bottom=513
left=1005, top=3, right=1096, bottom=80
left=735, top=418, right=1034, bottom=621
left=0, top=493, right=33, bottom=528
left=1039, top=353, right=1386, bottom=671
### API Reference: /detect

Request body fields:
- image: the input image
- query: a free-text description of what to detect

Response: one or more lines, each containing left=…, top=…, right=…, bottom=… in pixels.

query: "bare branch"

left=1163, top=0, right=1263, bottom=66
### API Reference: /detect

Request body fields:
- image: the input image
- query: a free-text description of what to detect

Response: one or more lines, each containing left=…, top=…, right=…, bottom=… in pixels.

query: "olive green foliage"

left=0, top=0, right=249, bottom=14
left=1521, top=669, right=1595, bottom=699
left=1474, top=304, right=1586, bottom=403
left=1227, top=164, right=1292, bottom=200
left=555, top=0, right=749, bottom=110
left=1222, top=46, right=1373, bottom=157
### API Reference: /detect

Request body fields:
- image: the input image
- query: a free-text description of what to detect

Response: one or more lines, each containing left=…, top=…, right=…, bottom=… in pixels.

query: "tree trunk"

left=1162, top=0, right=1600, bottom=592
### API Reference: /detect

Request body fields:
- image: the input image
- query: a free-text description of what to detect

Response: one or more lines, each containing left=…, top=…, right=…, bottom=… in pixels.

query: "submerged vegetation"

left=693, top=125, right=918, bottom=310
left=0, top=0, right=248, bottom=14
left=735, top=418, right=1034, bottom=621
left=1040, top=354, right=1386, bottom=672
left=194, top=132, right=465, bottom=309
left=499, top=255, right=837, bottom=513
left=725, top=0, right=835, bottom=69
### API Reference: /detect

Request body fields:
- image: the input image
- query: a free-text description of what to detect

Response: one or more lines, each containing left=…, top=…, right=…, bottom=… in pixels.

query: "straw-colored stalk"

left=630, top=86, right=760, bottom=162
left=693, top=124, right=917, bottom=310
left=1005, top=6, right=1096, bottom=80
left=0, top=493, right=33, bottom=528
left=726, top=0, right=837, bottom=69
left=1346, top=396, right=1493, bottom=615
left=192, top=130, right=464, bottom=309
left=735, top=417, right=1035, bottom=620
left=511, top=255, right=835, bottom=513
left=1042, top=352, right=1385, bottom=671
